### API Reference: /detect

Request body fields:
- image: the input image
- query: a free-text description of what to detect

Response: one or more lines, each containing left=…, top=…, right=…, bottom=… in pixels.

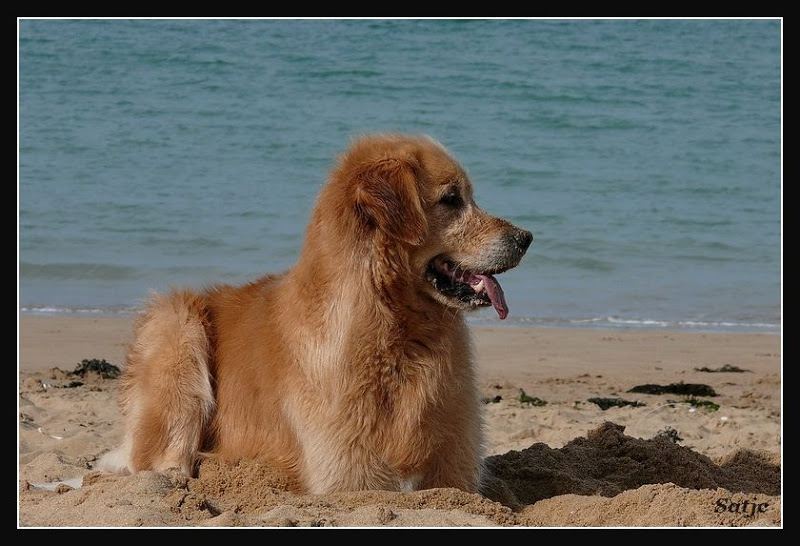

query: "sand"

left=18, top=315, right=782, bottom=528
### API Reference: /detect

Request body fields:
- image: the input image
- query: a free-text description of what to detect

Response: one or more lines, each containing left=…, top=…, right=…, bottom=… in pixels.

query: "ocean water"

left=18, top=19, right=782, bottom=332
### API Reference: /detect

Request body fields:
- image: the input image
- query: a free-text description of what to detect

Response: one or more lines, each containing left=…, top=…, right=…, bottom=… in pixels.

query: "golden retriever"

left=98, top=133, right=532, bottom=494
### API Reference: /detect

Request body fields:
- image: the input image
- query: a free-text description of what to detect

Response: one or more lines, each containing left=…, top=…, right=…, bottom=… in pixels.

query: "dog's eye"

left=439, top=193, right=463, bottom=208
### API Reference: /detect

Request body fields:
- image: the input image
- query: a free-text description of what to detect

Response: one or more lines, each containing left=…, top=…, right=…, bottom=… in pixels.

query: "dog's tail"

left=97, top=289, right=215, bottom=476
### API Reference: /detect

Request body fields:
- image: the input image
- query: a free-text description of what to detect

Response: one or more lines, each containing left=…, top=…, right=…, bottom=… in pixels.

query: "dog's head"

left=322, top=133, right=533, bottom=320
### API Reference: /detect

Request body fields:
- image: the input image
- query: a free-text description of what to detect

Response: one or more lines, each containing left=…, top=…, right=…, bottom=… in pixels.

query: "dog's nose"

left=513, top=228, right=533, bottom=254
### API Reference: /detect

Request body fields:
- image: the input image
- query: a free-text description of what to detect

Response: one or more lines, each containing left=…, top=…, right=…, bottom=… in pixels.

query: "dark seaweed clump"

left=628, top=382, right=717, bottom=397
left=518, top=389, right=547, bottom=407
left=69, top=359, right=122, bottom=379
left=694, top=364, right=750, bottom=373
left=654, top=427, right=683, bottom=443
left=588, top=397, right=646, bottom=411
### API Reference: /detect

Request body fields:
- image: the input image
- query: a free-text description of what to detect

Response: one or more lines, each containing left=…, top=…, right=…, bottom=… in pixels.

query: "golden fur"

left=99, top=134, right=532, bottom=494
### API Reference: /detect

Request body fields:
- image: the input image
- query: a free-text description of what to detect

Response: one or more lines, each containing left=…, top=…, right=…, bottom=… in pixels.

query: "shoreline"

left=18, top=314, right=781, bottom=375
left=18, top=307, right=781, bottom=336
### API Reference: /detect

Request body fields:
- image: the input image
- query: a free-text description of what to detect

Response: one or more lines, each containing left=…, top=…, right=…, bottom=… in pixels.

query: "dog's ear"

left=354, top=158, right=427, bottom=246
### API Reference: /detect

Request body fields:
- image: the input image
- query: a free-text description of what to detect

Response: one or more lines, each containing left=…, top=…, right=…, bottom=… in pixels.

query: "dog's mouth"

left=425, top=256, right=510, bottom=320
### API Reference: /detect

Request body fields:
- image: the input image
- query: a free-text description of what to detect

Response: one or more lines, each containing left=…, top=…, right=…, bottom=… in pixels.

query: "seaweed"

left=654, top=427, right=683, bottom=443
left=627, top=382, right=717, bottom=397
left=694, top=364, right=750, bottom=373
left=69, top=358, right=122, bottom=379
left=517, top=389, right=547, bottom=407
left=588, top=397, right=646, bottom=411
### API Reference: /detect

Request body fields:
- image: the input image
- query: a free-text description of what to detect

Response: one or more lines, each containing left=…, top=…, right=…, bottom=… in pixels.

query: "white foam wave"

left=19, top=305, right=135, bottom=316
left=470, top=314, right=779, bottom=333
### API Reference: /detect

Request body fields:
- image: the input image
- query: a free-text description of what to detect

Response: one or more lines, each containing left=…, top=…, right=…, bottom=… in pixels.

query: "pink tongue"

left=473, top=274, right=508, bottom=320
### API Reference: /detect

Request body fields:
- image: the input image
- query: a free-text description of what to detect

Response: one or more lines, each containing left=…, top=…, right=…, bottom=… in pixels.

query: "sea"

left=18, top=19, right=782, bottom=333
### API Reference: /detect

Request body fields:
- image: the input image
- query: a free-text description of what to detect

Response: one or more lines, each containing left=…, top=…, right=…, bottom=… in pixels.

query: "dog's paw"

left=95, top=448, right=132, bottom=475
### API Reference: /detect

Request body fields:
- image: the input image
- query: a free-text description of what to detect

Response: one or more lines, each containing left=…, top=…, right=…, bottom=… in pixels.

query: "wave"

left=20, top=305, right=778, bottom=334
left=19, top=305, right=137, bottom=316
left=468, top=314, right=780, bottom=333
left=601, top=316, right=778, bottom=331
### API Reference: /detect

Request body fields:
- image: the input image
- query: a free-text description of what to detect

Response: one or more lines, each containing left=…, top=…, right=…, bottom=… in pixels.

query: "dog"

left=98, top=133, right=532, bottom=494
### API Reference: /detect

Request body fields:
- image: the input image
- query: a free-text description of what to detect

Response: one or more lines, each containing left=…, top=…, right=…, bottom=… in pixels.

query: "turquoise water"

left=18, top=19, right=781, bottom=332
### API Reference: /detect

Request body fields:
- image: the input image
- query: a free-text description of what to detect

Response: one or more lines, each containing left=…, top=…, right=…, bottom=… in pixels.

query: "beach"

left=18, top=17, right=782, bottom=529
left=18, top=315, right=782, bottom=528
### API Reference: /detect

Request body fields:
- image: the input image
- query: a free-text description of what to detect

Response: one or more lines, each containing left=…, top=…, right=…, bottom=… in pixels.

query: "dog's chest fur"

left=284, top=305, right=473, bottom=494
